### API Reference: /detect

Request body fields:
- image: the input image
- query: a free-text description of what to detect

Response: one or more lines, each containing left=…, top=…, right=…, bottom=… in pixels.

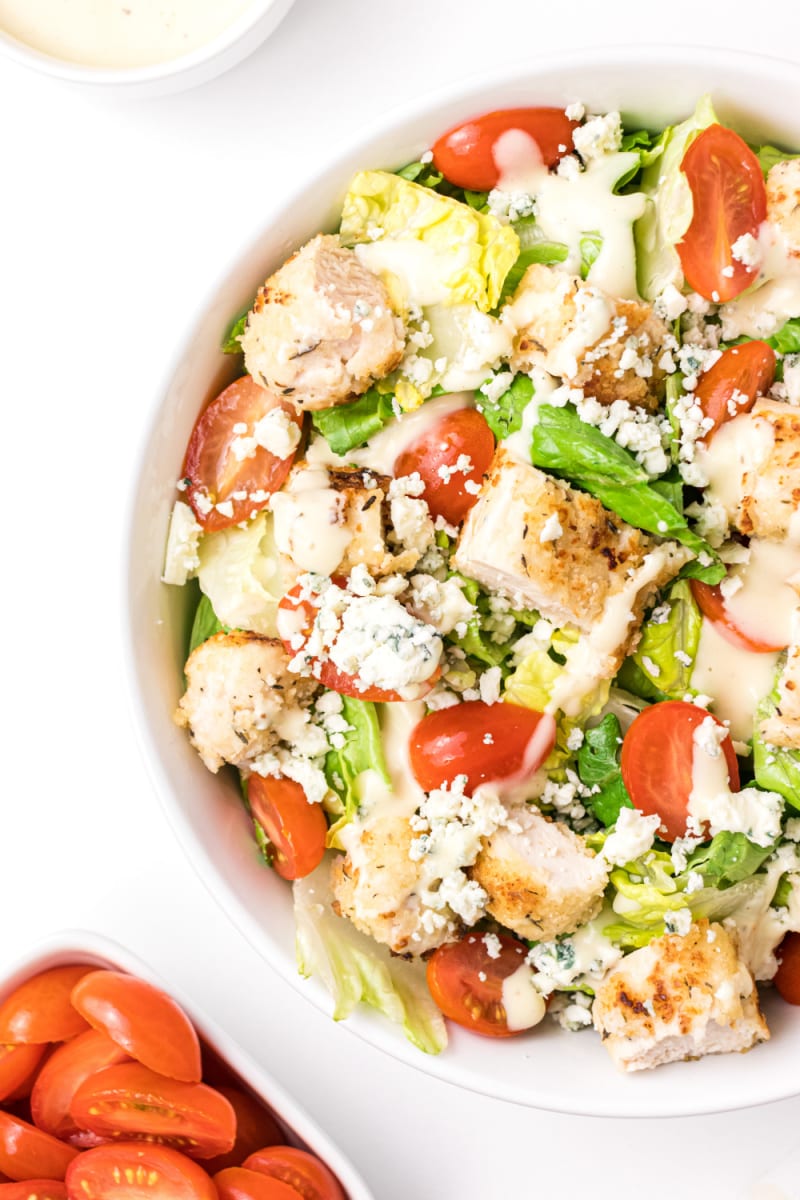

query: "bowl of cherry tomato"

left=126, top=46, right=800, bottom=1117
left=0, top=933, right=373, bottom=1199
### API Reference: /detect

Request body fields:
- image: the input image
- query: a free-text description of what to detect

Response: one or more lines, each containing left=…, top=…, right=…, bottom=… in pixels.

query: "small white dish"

left=125, top=44, right=800, bottom=1117
left=0, top=0, right=296, bottom=97
left=0, top=931, right=374, bottom=1200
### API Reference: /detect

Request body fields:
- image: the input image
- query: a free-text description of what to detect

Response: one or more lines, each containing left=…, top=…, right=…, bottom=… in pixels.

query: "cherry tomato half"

left=431, top=107, right=576, bottom=191
left=214, top=1168, right=298, bottom=1200
left=409, top=700, right=555, bottom=794
left=69, top=1062, right=235, bottom=1159
left=0, top=1043, right=46, bottom=1103
left=0, top=1113, right=78, bottom=1182
left=30, top=1029, right=130, bottom=1141
left=203, top=1087, right=285, bottom=1175
left=248, top=776, right=327, bottom=882
left=244, top=1147, right=346, bottom=1200
left=427, top=934, right=531, bottom=1037
left=620, top=701, right=739, bottom=842
left=0, top=967, right=90, bottom=1045
left=70, top=971, right=201, bottom=1084
left=695, top=341, right=776, bottom=443
left=0, top=1183, right=67, bottom=1199
left=394, top=408, right=495, bottom=526
left=65, top=1143, right=217, bottom=1200
left=678, top=124, right=767, bottom=302
left=775, top=932, right=800, bottom=1004
left=690, top=579, right=786, bottom=653
left=183, top=376, right=303, bottom=532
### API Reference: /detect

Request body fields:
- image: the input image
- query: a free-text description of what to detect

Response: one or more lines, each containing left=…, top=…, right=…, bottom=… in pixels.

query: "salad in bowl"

left=160, top=90, right=800, bottom=1076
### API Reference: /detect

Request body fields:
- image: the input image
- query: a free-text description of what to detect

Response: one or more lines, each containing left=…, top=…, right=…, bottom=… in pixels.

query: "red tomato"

left=690, top=579, right=786, bottom=653
left=203, top=1088, right=285, bottom=1175
left=0, top=967, right=90, bottom=1045
left=70, top=971, right=201, bottom=1084
left=244, top=1147, right=345, bottom=1200
left=30, top=1029, right=130, bottom=1141
left=409, top=700, right=555, bottom=794
left=65, top=1143, right=217, bottom=1199
left=0, top=1183, right=67, bottom=1199
left=183, top=376, right=303, bottom=532
left=213, top=1168, right=298, bottom=1200
left=247, top=775, right=327, bottom=882
left=0, top=1044, right=46, bottom=1103
left=394, top=408, right=495, bottom=526
left=678, top=124, right=766, bottom=302
left=0, top=1113, right=78, bottom=1182
left=695, top=341, right=776, bottom=443
left=774, top=932, right=800, bottom=1004
left=431, top=107, right=576, bottom=191
left=69, top=1063, right=235, bottom=1159
left=426, top=934, right=532, bottom=1037
left=620, top=701, right=740, bottom=842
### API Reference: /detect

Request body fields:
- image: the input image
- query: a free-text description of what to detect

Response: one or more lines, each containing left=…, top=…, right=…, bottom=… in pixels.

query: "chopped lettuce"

left=222, top=307, right=249, bottom=354
left=325, top=698, right=389, bottom=845
left=311, top=386, right=396, bottom=456
left=294, top=859, right=447, bottom=1054
left=769, top=317, right=800, bottom=357
left=446, top=575, right=515, bottom=670
left=577, top=714, right=633, bottom=827
left=754, top=670, right=800, bottom=811
left=579, top=231, right=603, bottom=280
left=504, top=626, right=610, bottom=725
left=188, top=592, right=228, bottom=655
left=476, top=373, right=533, bottom=441
left=498, top=234, right=568, bottom=305
left=687, top=831, right=774, bottom=887
left=340, top=170, right=518, bottom=312
left=630, top=579, right=701, bottom=699
left=635, top=94, right=718, bottom=300
left=196, top=511, right=286, bottom=637
left=755, top=144, right=800, bottom=178
left=395, top=159, right=489, bottom=211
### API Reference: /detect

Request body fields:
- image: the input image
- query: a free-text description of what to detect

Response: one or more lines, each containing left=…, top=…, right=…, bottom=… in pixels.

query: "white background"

left=3, top=3, right=800, bottom=1197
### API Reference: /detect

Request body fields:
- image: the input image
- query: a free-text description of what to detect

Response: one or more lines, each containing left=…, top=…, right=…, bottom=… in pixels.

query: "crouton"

left=592, top=920, right=769, bottom=1072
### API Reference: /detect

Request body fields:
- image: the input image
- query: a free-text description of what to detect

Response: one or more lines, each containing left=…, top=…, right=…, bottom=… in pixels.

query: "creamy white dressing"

left=500, top=367, right=558, bottom=462
left=0, top=0, right=253, bottom=68
left=500, top=963, right=546, bottom=1032
left=698, top=410, right=776, bottom=518
left=691, top=618, right=778, bottom=743
left=721, top=223, right=800, bottom=340
left=724, top=539, right=800, bottom=648
left=351, top=701, right=426, bottom=826
left=270, top=466, right=353, bottom=576
left=426, top=305, right=513, bottom=393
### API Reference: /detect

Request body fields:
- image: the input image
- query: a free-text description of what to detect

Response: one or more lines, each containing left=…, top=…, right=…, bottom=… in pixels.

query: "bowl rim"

left=123, top=42, right=800, bottom=1119
left=0, top=930, right=375, bottom=1199
left=0, top=0, right=295, bottom=85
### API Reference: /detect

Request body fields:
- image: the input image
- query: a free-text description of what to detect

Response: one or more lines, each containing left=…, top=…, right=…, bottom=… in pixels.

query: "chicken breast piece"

left=592, top=920, right=768, bottom=1072
left=503, top=263, right=668, bottom=411
left=759, top=608, right=800, bottom=748
left=241, top=234, right=406, bottom=411
left=767, top=159, right=800, bottom=258
left=470, top=804, right=608, bottom=941
left=175, top=631, right=316, bottom=773
left=701, top=399, right=800, bottom=542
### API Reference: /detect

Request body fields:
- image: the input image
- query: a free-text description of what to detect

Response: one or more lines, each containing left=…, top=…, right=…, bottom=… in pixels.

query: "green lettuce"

left=770, top=318, right=800, bottom=357
left=446, top=575, right=515, bottom=670
left=311, top=386, right=396, bottom=456
left=395, top=159, right=488, bottom=211
left=577, top=714, right=633, bottom=827
left=579, top=231, right=603, bottom=280
left=325, top=698, right=389, bottom=844
left=477, top=373, right=533, bottom=441
left=498, top=232, right=568, bottom=305
left=754, top=670, right=800, bottom=810
left=294, top=860, right=447, bottom=1054
left=687, top=831, right=774, bottom=886
left=188, top=592, right=228, bottom=655
left=340, top=170, right=519, bottom=312
left=531, top=403, right=724, bottom=582
left=755, top=145, right=800, bottom=178
left=635, top=94, right=718, bottom=300
left=504, top=626, right=610, bottom=724
left=222, top=307, right=249, bottom=354
left=630, top=579, right=701, bottom=698
left=196, top=510, right=287, bottom=637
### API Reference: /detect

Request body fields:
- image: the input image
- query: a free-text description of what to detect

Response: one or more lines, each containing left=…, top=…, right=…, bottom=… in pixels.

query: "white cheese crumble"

left=539, top=512, right=563, bottom=542
left=600, top=808, right=661, bottom=867
left=572, top=111, right=623, bottom=163
left=162, top=499, right=203, bottom=586
left=254, top=407, right=301, bottom=459
left=687, top=716, right=783, bottom=847
left=664, top=907, right=693, bottom=936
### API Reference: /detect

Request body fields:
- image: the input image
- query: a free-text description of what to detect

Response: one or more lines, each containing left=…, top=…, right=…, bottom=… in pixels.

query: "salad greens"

left=325, top=698, right=389, bottom=845
left=754, top=672, right=800, bottom=811
left=476, top=373, right=533, bottom=441
left=577, top=714, right=633, bottom=827
left=629, top=580, right=702, bottom=699
left=188, top=592, right=227, bottom=655
left=311, top=386, right=397, bottom=456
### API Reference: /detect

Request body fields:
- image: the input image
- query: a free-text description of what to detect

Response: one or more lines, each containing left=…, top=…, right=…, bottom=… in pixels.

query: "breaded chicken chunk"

left=241, top=234, right=406, bottom=411
left=592, top=921, right=768, bottom=1072
left=175, top=631, right=316, bottom=773
left=759, top=609, right=800, bottom=748
left=470, top=804, right=608, bottom=941
left=767, top=159, right=800, bottom=258
left=503, top=263, right=668, bottom=411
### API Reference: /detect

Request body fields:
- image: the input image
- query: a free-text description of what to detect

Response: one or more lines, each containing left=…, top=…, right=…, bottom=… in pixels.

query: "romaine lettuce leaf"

left=294, top=859, right=447, bottom=1054
left=754, top=671, right=800, bottom=811
left=188, top=592, right=228, bottom=655
left=755, top=145, right=800, bottom=178
left=687, top=831, right=774, bottom=886
left=197, top=510, right=286, bottom=637
left=477, top=373, right=533, bottom=441
left=498, top=238, right=568, bottom=305
left=579, top=231, right=603, bottom=280
left=577, top=714, right=633, bottom=827
left=325, top=698, right=389, bottom=845
left=311, top=386, right=396, bottom=456
left=222, top=307, right=249, bottom=354
left=631, top=579, right=701, bottom=699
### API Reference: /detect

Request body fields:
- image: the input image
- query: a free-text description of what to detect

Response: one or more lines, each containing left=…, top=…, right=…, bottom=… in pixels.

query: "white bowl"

left=0, top=0, right=295, bottom=97
left=0, top=932, right=374, bottom=1199
left=125, top=45, right=800, bottom=1117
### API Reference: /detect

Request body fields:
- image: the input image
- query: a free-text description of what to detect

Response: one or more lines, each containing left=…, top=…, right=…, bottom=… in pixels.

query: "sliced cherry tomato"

left=690, top=579, right=786, bottom=653
left=183, top=375, right=303, bottom=532
left=69, top=1062, right=235, bottom=1159
left=65, top=1143, right=217, bottom=1199
left=431, top=107, right=576, bottom=191
left=695, top=341, right=776, bottom=443
left=244, top=1147, right=345, bottom=1200
left=678, top=124, right=767, bottom=302
left=0, top=967, right=90, bottom=1045
left=203, top=1088, right=285, bottom=1175
left=70, top=971, right=201, bottom=1083
left=0, top=1113, right=78, bottom=1182
left=409, top=699, right=555, bottom=794
left=0, top=1043, right=46, bottom=1103
left=0, top=1183, right=67, bottom=1199
left=774, top=932, right=800, bottom=1004
left=620, top=700, right=739, bottom=842
left=247, top=775, right=327, bottom=882
left=213, top=1168, right=298, bottom=1200
left=30, top=1029, right=130, bottom=1140
left=426, top=934, right=532, bottom=1037
left=394, top=408, right=495, bottom=526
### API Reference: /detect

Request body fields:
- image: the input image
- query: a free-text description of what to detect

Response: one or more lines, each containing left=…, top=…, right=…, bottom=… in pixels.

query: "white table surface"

left=4, top=2, right=800, bottom=1197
